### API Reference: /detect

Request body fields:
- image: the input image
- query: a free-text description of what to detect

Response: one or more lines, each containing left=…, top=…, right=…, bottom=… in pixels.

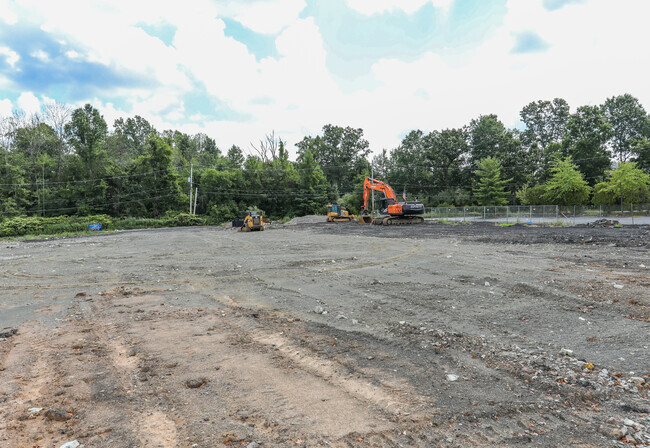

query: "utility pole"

left=189, top=163, right=193, bottom=214
left=42, top=162, right=45, bottom=217
left=371, top=164, right=374, bottom=218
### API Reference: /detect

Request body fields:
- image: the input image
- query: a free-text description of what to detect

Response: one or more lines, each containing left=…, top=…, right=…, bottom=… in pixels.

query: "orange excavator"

left=359, top=177, right=425, bottom=225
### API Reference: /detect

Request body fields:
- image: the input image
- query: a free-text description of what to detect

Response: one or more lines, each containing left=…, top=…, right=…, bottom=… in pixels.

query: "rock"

left=629, top=377, right=645, bottom=386
left=613, top=284, right=624, bottom=289
left=45, top=409, right=71, bottom=421
left=623, top=418, right=638, bottom=427
left=314, top=306, right=324, bottom=314
left=74, top=292, right=87, bottom=297
left=59, top=441, right=82, bottom=448
left=446, top=374, right=459, bottom=381
left=484, top=281, right=490, bottom=287
left=560, top=348, right=573, bottom=356
left=28, top=407, right=43, bottom=415
left=247, top=443, right=260, bottom=448
left=0, top=328, right=17, bottom=339
left=186, top=378, right=207, bottom=389
left=605, top=426, right=625, bottom=440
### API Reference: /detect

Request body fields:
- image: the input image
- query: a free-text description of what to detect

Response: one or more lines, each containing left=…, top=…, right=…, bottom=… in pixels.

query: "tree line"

left=1, top=94, right=649, bottom=222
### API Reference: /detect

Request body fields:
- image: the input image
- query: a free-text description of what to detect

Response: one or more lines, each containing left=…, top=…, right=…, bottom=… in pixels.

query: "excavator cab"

left=328, top=204, right=341, bottom=215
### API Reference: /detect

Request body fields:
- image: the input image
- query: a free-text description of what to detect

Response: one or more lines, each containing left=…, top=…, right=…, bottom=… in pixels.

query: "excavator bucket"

left=359, top=214, right=372, bottom=224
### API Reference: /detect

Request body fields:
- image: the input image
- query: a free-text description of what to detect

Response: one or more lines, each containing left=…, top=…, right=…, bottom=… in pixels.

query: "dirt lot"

left=0, top=221, right=648, bottom=447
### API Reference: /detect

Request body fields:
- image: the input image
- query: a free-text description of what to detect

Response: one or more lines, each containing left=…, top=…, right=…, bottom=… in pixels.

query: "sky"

left=1, top=0, right=649, bottom=157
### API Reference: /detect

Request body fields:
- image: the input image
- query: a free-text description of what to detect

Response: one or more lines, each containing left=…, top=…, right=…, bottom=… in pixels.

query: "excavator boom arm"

left=362, top=177, right=397, bottom=211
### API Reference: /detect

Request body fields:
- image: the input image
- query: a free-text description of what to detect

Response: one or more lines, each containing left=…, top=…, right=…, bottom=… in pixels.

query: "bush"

left=0, top=216, right=46, bottom=236
left=165, top=213, right=205, bottom=227
left=0, top=215, right=117, bottom=237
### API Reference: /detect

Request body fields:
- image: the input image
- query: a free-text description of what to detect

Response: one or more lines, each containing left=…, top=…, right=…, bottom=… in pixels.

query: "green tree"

left=385, top=130, right=432, bottom=201
left=520, top=98, right=570, bottom=150
left=469, top=114, right=530, bottom=191
left=226, top=145, right=245, bottom=169
left=423, top=128, right=470, bottom=204
left=632, top=137, right=650, bottom=171
left=516, top=183, right=546, bottom=205
left=296, top=124, right=370, bottom=194
left=127, top=135, right=181, bottom=216
left=601, top=94, right=648, bottom=162
left=542, top=157, right=591, bottom=205
left=592, top=162, right=650, bottom=205
left=562, top=105, right=613, bottom=183
left=295, top=148, right=329, bottom=215
left=473, top=158, right=512, bottom=206
left=112, top=115, right=155, bottom=160
left=65, top=104, right=108, bottom=179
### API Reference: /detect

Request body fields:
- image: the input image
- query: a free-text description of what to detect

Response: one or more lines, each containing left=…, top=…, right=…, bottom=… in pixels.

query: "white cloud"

left=0, top=46, right=19, bottom=67
left=348, top=0, right=650, bottom=150
left=65, top=50, right=81, bottom=59
left=229, top=0, right=307, bottom=34
left=0, top=0, right=18, bottom=24
left=31, top=49, right=50, bottom=63
left=3, top=0, right=649, bottom=157
left=17, top=92, right=41, bottom=115
left=347, top=0, right=454, bottom=15
left=0, top=98, right=12, bottom=116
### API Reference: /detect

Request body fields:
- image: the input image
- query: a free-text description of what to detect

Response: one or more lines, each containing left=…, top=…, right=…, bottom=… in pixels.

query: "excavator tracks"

left=372, top=216, right=424, bottom=225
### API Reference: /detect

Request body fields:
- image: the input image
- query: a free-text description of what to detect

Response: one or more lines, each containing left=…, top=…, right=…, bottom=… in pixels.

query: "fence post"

left=631, top=203, right=634, bottom=225
left=599, top=205, right=602, bottom=218
left=529, top=206, right=532, bottom=223
left=573, top=205, right=576, bottom=226
left=463, top=207, right=466, bottom=222
left=556, top=205, right=558, bottom=222
left=483, top=206, right=486, bottom=221
left=506, top=206, right=509, bottom=223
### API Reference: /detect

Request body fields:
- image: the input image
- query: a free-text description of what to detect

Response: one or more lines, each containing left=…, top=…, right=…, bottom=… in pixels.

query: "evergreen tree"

left=473, top=157, right=512, bottom=206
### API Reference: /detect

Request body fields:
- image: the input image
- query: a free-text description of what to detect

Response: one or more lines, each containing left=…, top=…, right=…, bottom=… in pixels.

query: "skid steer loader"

left=237, top=211, right=265, bottom=232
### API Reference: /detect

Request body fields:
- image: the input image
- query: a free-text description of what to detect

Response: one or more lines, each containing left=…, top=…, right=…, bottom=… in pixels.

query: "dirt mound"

left=282, top=215, right=326, bottom=225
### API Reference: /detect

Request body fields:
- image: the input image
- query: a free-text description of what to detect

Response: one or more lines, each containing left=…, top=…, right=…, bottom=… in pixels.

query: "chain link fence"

left=424, top=204, right=650, bottom=225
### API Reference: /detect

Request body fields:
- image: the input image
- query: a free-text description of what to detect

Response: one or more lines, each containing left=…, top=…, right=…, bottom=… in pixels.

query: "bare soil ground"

left=0, top=221, right=648, bottom=448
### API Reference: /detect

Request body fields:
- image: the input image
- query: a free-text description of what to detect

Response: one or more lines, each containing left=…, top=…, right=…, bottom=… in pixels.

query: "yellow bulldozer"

left=326, top=204, right=356, bottom=222
left=237, top=211, right=265, bottom=232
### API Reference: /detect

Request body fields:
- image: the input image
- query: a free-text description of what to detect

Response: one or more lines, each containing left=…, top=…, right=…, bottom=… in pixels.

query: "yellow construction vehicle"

left=238, top=211, right=265, bottom=232
left=326, top=204, right=356, bottom=222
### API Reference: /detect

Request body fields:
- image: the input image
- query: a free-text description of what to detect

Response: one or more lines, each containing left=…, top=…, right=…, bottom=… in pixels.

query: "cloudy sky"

left=0, top=0, right=648, bottom=156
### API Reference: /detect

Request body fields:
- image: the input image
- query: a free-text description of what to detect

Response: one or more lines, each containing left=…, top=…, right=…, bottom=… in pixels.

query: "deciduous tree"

left=542, top=157, right=591, bottom=205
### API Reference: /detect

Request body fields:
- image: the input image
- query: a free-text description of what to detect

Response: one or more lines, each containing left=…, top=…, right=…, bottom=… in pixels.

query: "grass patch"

left=3, top=229, right=119, bottom=242
left=496, top=222, right=516, bottom=227
left=436, top=219, right=468, bottom=225
left=548, top=220, right=571, bottom=227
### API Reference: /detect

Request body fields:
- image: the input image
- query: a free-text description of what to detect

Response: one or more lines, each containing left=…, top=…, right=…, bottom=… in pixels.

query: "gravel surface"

left=0, top=221, right=648, bottom=447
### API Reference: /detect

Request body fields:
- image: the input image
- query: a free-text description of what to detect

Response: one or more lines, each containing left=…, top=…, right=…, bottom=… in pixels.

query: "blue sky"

left=0, top=0, right=648, bottom=154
